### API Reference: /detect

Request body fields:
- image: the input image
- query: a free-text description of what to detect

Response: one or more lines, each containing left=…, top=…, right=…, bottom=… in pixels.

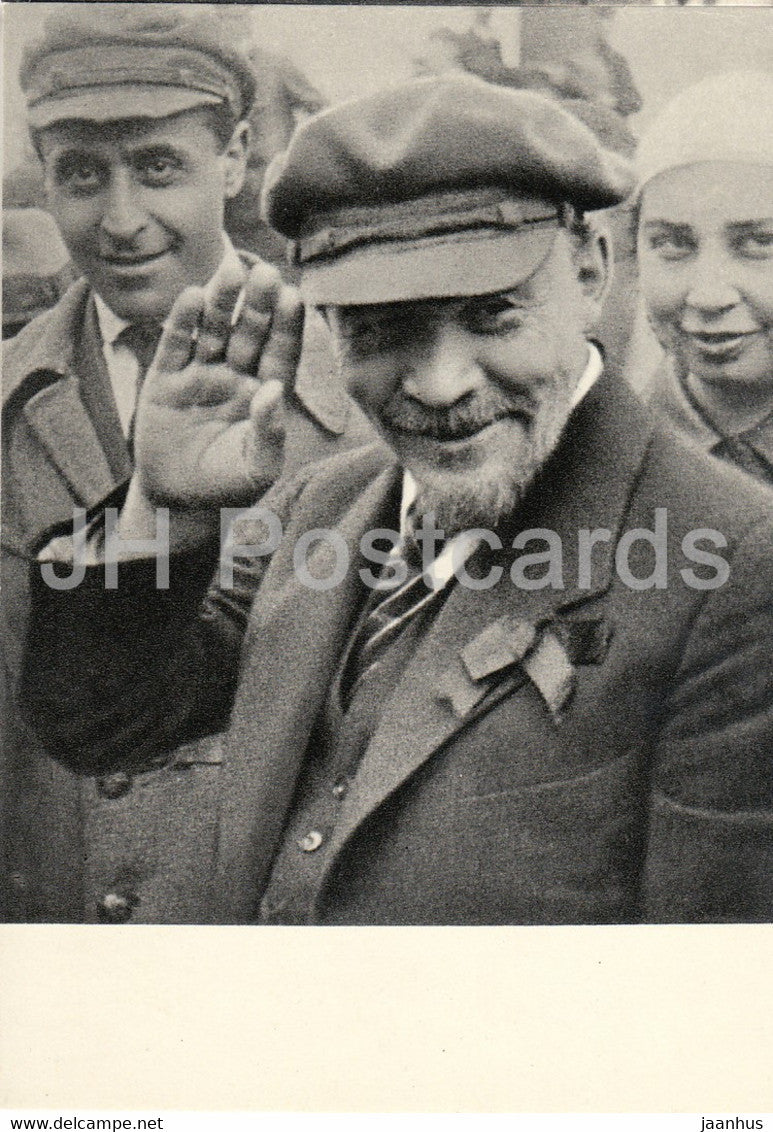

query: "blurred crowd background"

left=3, top=3, right=772, bottom=374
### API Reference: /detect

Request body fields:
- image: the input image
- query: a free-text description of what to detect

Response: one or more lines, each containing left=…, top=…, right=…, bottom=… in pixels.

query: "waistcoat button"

left=298, top=830, right=324, bottom=853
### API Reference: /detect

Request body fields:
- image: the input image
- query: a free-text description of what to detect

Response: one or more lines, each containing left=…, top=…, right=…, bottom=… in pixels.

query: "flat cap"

left=262, top=75, right=634, bottom=304
left=637, top=71, right=773, bottom=192
left=21, top=3, right=256, bottom=129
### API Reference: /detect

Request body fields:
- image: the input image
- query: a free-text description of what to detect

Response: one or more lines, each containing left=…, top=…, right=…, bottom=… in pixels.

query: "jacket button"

left=97, top=772, right=133, bottom=799
left=96, top=892, right=137, bottom=923
left=298, top=830, right=324, bottom=853
left=331, top=779, right=348, bottom=800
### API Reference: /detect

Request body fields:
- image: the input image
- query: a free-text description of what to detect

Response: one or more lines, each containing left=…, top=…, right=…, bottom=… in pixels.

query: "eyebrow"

left=127, top=143, right=187, bottom=164
left=48, top=141, right=186, bottom=167
left=642, top=218, right=773, bottom=231
left=464, top=285, right=531, bottom=304
left=727, top=219, right=773, bottom=232
left=338, top=287, right=533, bottom=326
left=641, top=220, right=693, bottom=232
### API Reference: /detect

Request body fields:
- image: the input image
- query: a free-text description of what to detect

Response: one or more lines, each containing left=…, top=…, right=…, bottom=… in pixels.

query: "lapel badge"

left=522, top=629, right=576, bottom=722
left=460, top=616, right=536, bottom=681
left=439, top=617, right=536, bottom=719
left=440, top=615, right=613, bottom=724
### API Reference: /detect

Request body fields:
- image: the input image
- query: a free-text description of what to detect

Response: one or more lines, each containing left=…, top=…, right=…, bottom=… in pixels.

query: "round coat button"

left=97, top=772, right=133, bottom=800
left=96, top=892, right=137, bottom=923
left=298, top=830, right=324, bottom=853
left=331, top=779, right=348, bottom=800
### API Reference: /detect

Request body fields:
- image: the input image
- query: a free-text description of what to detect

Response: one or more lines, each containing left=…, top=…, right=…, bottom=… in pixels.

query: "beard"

left=376, top=381, right=576, bottom=535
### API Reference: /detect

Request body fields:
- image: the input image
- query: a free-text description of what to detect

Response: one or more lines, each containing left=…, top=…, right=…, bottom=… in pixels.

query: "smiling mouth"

left=683, top=329, right=759, bottom=354
left=101, top=250, right=169, bottom=268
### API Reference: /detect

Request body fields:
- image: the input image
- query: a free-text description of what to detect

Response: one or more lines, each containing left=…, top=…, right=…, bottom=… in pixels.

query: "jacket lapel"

left=318, top=372, right=655, bottom=873
left=5, top=282, right=129, bottom=548
left=213, top=463, right=400, bottom=919
left=22, top=377, right=122, bottom=512
left=742, top=416, right=773, bottom=480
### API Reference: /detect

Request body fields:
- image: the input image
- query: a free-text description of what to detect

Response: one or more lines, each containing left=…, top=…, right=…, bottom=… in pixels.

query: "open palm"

left=135, top=262, right=305, bottom=508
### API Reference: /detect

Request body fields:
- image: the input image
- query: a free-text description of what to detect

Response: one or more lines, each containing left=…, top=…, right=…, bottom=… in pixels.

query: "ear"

left=222, top=120, right=250, bottom=200
left=572, top=224, right=612, bottom=330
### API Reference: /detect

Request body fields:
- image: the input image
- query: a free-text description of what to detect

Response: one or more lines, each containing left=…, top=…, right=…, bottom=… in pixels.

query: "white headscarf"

left=636, top=70, right=773, bottom=191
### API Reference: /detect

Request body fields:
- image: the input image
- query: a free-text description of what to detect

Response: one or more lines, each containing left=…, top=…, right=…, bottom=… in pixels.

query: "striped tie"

left=340, top=532, right=444, bottom=711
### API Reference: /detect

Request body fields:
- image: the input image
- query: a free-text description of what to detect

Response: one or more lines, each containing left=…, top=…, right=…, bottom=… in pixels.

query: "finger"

left=194, top=262, right=247, bottom=363
left=255, top=286, right=305, bottom=389
left=225, top=261, right=284, bottom=375
left=248, top=378, right=286, bottom=436
left=152, top=287, right=205, bottom=374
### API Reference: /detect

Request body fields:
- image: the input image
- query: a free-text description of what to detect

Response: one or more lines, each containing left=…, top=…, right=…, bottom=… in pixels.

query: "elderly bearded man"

left=22, top=77, right=773, bottom=925
left=1, top=4, right=372, bottom=924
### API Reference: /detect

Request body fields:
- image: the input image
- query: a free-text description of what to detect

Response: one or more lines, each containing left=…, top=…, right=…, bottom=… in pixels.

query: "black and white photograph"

left=1, top=0, right=772, bottom=1116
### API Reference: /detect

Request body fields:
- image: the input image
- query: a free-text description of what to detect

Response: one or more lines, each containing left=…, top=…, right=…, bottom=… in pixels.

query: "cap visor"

left=27, top=85, right=221, bottom=128
left=299, top=225, right=559, bottom=306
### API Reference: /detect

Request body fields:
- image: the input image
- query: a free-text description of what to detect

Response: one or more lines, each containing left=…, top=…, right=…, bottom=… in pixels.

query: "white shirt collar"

left=93, top=235, right=242, bottom=344
left=571, top=341, right=603, bottom=411
left=398, top=342, right=603, bottom=590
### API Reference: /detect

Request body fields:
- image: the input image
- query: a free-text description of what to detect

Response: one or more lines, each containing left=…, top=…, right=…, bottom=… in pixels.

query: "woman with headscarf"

left=635, top=71, right=773, bottom=487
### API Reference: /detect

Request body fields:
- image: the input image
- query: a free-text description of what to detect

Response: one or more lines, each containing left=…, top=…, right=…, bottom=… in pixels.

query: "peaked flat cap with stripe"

left=262, top=75, right=635, bottom=304
left=21, top=3, right=256, bottom=129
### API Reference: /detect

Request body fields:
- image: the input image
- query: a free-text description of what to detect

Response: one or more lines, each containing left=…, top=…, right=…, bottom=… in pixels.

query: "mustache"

left=379, top=389, right=533, bottom=441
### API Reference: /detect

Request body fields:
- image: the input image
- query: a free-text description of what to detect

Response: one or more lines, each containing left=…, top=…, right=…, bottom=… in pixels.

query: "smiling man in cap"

left=1, top=4, right=372, bottom=924
left=22, top=75, right=773, bottom=925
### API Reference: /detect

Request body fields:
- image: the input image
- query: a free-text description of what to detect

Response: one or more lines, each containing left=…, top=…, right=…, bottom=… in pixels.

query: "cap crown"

left=262, top=74, right=634, bottom=240
left=21, top=3, right=256, bottom=127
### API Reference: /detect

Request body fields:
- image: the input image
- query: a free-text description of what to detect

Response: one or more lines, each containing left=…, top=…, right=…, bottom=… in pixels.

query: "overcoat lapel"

left=213, top=464, right=400, bottom=919
left=318, top=374, right=655, bottom=876
left=22, top=377, right=121, bottom=513
left=5, top=282, right=129, bottom=546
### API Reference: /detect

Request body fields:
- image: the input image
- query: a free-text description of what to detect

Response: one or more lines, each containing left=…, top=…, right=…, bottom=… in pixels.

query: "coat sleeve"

left=19, top=471, right=312, bottom=775
left=640, top=518, right=773, bottom=922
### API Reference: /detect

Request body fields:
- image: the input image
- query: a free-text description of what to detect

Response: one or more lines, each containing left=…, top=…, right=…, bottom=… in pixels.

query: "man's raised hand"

left=134, top=261, right=304, bottom=508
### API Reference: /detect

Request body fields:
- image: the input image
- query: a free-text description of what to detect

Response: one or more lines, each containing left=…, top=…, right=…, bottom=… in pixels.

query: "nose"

left=401, top=323, right=484, bottom=408
left=99, top=169, right=147, bottom=243
left=684, top=248, right=741, bottom=317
